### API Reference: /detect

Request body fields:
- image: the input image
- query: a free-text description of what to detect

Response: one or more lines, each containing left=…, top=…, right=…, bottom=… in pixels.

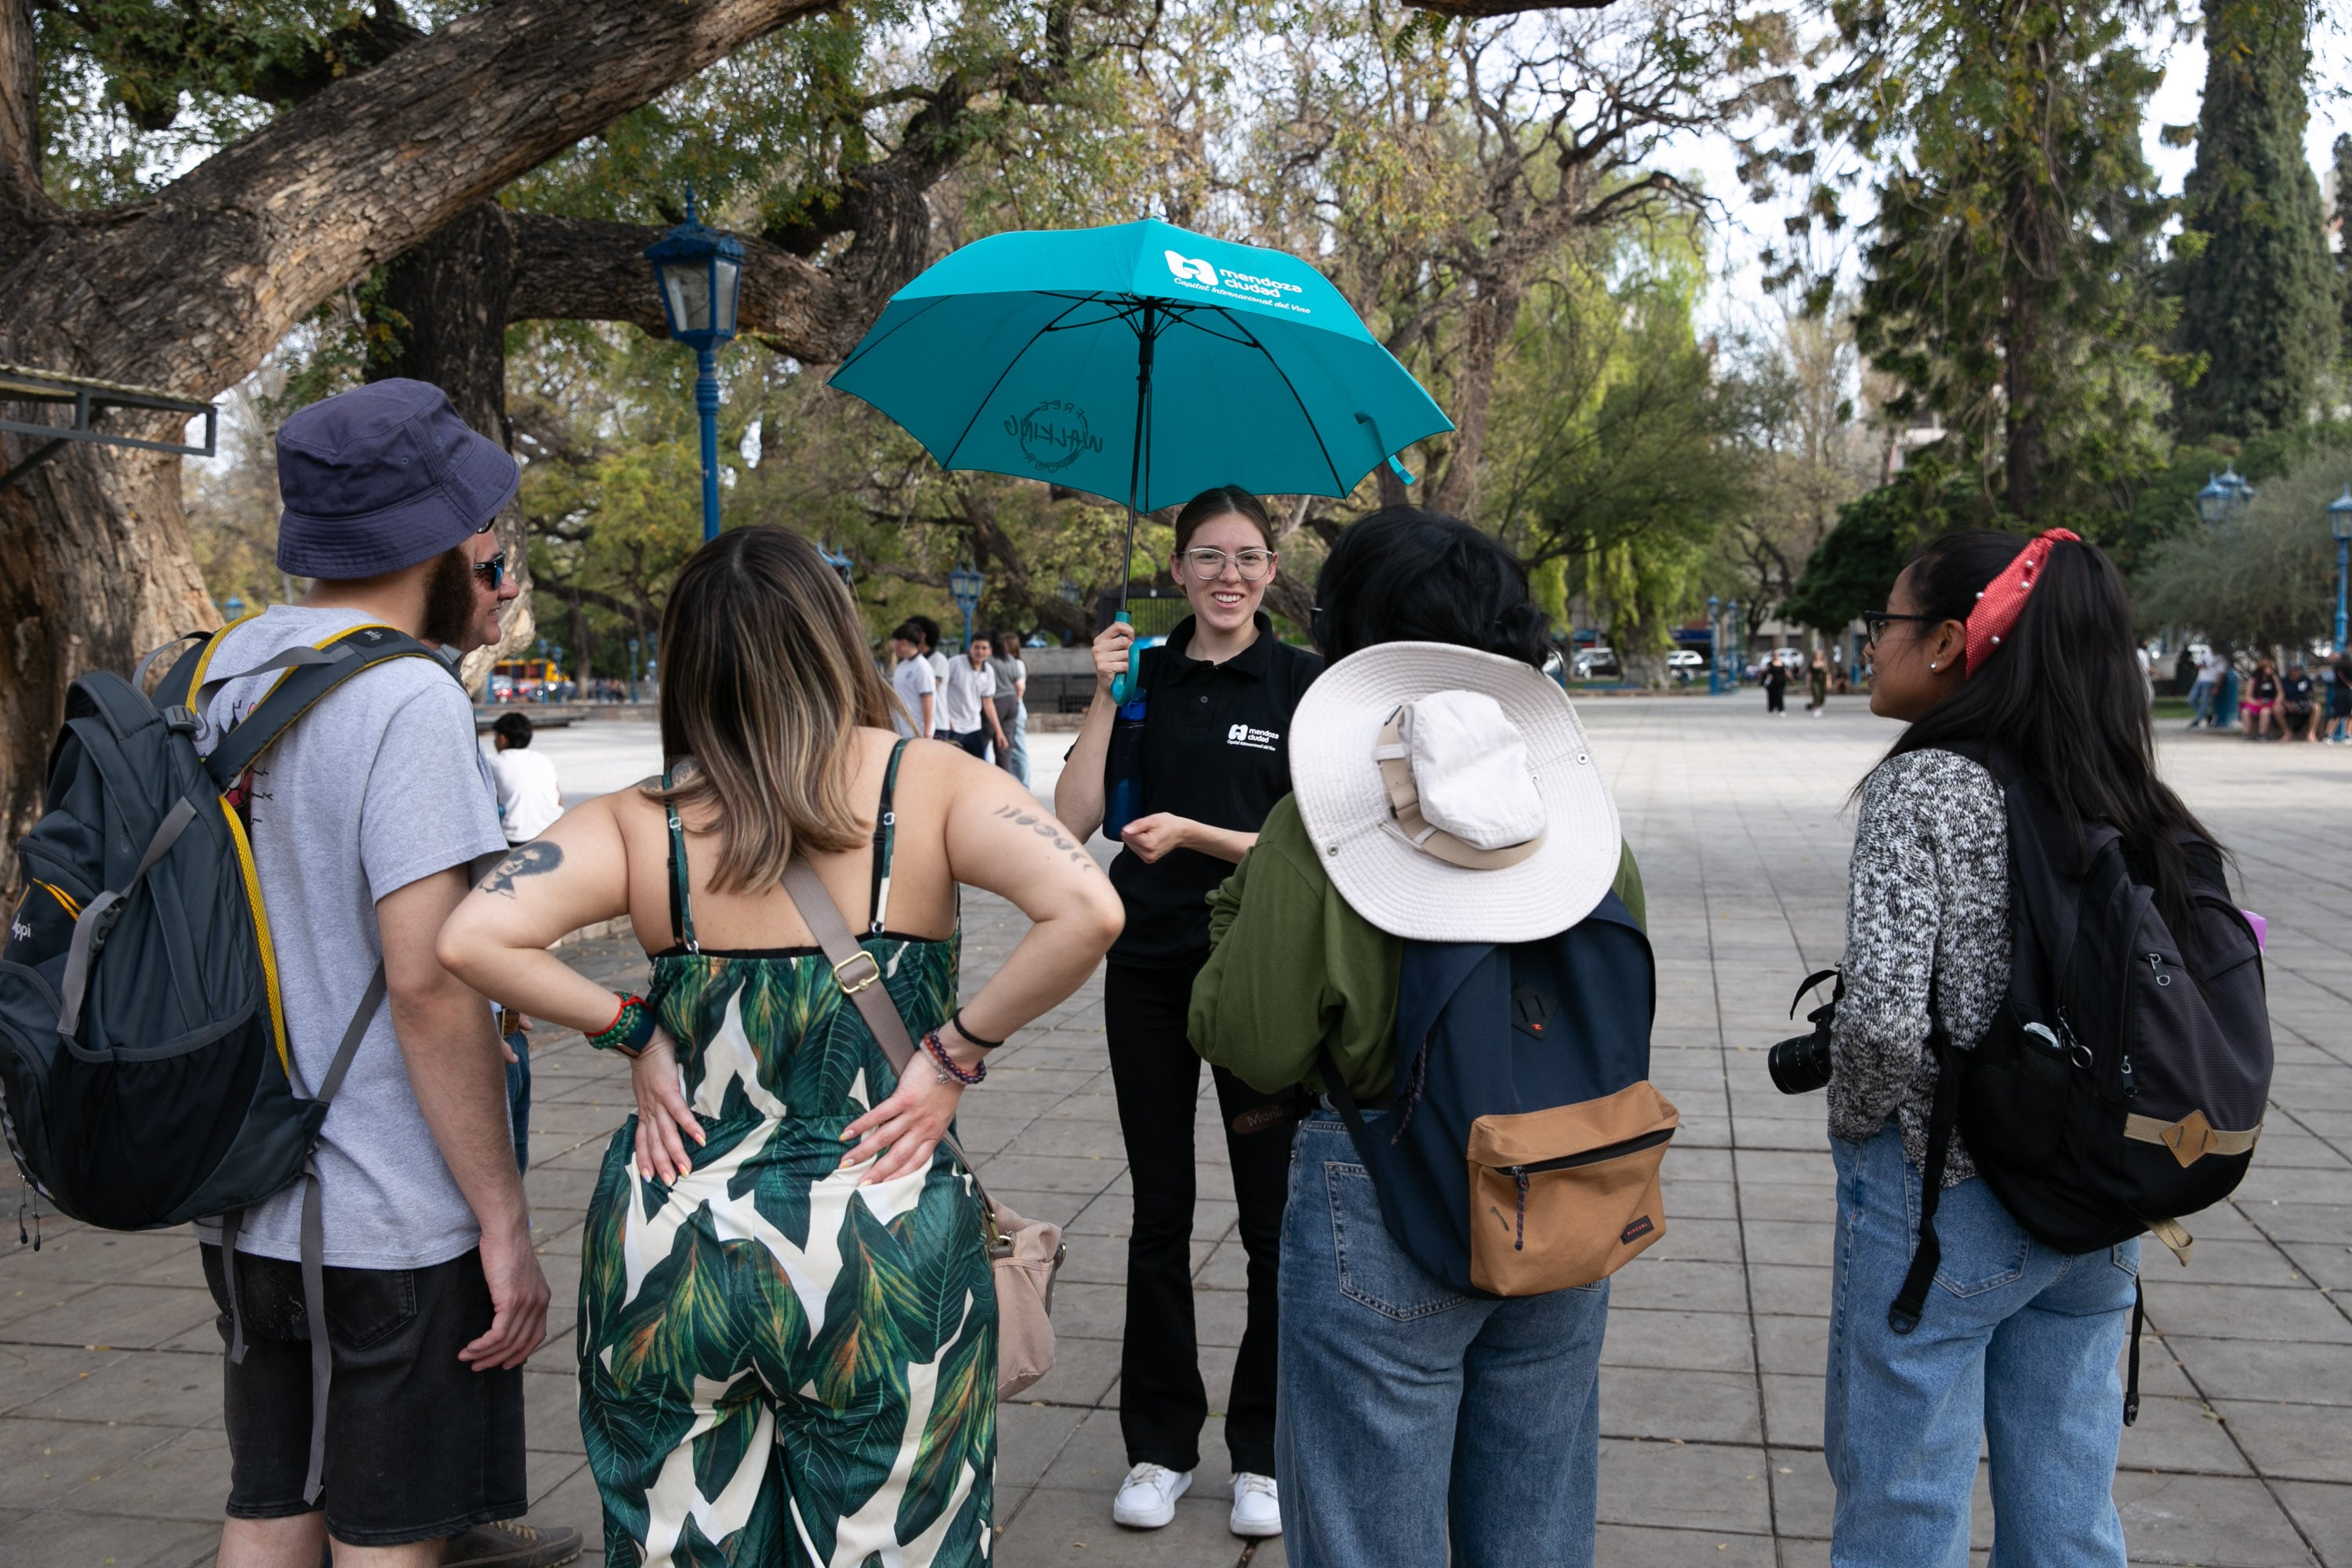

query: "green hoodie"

left=1188, top=793, right=1646, bottom=1101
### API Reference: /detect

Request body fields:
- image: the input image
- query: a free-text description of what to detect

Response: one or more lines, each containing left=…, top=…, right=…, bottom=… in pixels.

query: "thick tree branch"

left=0, top=0, right=837, bottom=397
left=506, top=213, right=877, bottom=363
left=1403, top=0, right=1613, bottom=19
left=0, top=0, right=45, bottom=250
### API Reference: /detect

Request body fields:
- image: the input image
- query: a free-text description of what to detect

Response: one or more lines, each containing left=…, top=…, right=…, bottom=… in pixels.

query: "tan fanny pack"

left=780, top=858, right=1065, bottom=1399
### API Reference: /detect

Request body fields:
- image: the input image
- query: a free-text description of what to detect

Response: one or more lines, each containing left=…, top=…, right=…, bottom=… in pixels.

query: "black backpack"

left=1320, top=892, right=1678, bottom=1298
left=0, top=619, right=456, bottom=1499
left=1881, top=746, right=2270, bottom=1422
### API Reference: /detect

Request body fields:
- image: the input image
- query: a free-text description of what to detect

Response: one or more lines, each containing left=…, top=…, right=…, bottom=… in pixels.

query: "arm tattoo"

left=994, top=804, right=1100, bottom=871
left=480, top=840, right=564, bottom=898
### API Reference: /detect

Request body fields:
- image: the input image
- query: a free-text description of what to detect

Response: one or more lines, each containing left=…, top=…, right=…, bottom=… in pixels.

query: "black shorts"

left=200, top=1243, right=527, bottom=1545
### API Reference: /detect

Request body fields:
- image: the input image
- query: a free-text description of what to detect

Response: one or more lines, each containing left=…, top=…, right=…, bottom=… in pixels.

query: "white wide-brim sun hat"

left=1290, top=641, right=1621, bottom=943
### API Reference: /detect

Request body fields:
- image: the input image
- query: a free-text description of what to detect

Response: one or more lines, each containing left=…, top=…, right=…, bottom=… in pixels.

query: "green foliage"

left=1781, top=456, right=1999, bottom=633
left=2171, top=1, right=2336, bottom=441
left=2134, top=442, right=2352, bottom=652
left=1763, top=0, right=2188, bottom=527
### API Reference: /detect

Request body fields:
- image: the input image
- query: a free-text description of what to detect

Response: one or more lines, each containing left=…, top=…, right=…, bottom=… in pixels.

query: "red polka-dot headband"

left=1964, top=528, right=2078, bottom=677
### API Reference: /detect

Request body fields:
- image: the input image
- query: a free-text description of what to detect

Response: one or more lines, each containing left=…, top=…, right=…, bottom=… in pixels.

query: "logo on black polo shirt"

left=1225, top=722, right=1279, bottom=752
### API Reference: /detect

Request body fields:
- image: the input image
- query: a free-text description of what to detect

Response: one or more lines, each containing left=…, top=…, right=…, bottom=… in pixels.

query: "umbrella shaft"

left=1120, top=304, right=1157, bottom=616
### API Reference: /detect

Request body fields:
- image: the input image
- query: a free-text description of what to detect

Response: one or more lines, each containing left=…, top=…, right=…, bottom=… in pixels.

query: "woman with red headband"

left=1826, top=529, right=2222, bottom=1565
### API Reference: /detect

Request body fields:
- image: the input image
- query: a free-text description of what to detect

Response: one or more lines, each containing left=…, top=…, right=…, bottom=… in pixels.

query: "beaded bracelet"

left=922, top=1029, right=986, bottom=1086
left=590, top=995, right=656, bottom=1059
left=946, top=1008, right=1005, bottom=1051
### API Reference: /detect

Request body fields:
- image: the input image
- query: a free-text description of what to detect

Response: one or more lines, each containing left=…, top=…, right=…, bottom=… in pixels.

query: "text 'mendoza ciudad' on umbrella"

left=827, top=216, right=1454, bottom=654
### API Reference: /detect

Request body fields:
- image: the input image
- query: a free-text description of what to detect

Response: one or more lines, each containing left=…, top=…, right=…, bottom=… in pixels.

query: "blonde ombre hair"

left=646, top=525, right=895, bottom=892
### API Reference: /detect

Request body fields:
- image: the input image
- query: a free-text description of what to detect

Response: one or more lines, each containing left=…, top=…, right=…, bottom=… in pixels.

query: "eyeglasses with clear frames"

left=1180, top=547, right=1276, bottom=582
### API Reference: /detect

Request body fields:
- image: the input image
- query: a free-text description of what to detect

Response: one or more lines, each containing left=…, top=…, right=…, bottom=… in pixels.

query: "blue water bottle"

left=1103, top=689, right=1148, bottom=842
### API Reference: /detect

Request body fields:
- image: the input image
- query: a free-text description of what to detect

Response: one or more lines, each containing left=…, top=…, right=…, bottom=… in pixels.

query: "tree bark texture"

left=365, top=202, right=535, bottom=685
left=0, top=0, right=830, bottom=838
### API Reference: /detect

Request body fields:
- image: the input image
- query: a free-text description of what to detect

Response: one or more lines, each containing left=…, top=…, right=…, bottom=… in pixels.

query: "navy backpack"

left=1321, top=891, right=1676, bottom=1297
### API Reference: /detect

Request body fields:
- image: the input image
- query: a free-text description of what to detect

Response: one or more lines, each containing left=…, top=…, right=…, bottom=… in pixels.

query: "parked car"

left=1573, top=646, right=1619, bottom=680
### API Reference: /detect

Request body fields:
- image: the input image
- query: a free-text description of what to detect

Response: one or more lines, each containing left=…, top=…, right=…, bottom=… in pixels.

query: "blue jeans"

left=1276, top=1117, right=1607, bottom=1568
left=1827, top=1125, right=2138, bottom=1567
left=505, top=1030, right=531, bottom=1174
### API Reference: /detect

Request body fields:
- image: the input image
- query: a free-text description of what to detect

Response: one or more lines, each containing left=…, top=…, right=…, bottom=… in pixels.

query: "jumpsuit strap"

left=868, top=739, right=910, bottom=936
left=663, top=769, right=698, bottom=953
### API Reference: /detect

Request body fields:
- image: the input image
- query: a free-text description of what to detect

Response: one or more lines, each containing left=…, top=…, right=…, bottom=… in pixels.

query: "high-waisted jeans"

left=1827, top=1124, right=2139, bottom=1567
left=1275, top=1116, right=1609, bottom=1568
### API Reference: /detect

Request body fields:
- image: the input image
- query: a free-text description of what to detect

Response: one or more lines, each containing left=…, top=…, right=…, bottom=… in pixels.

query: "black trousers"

left=1766, top=685, right=1785, bottom=713
left=1105, top=959, right=1290, bottom=1477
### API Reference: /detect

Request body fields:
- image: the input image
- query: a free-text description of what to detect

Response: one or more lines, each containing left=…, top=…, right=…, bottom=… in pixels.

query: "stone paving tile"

left=6, top=700, right=2347, bottom=1566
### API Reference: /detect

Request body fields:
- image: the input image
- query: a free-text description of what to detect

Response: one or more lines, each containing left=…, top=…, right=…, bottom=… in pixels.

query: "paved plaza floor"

left=5, top=697, right=2350, bottom=1566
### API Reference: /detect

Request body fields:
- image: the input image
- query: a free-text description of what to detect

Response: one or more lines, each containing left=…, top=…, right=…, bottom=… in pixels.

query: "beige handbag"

left=780, top=859, right=1065, bottom=1398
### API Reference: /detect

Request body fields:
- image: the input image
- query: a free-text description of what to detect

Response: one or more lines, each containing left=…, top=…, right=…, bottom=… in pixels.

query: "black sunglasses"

left=1860, top=610, right=1939, bottom=648
left=473, top=550, right=506, bottom=592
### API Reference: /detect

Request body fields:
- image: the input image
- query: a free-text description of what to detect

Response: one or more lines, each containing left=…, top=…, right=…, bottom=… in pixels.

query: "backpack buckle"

left=162, top=706, right=200, bottom=735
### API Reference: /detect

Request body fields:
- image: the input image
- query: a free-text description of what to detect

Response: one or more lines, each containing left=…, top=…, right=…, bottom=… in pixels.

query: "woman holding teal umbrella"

left=1055, top=485, right=1318, bottom=1539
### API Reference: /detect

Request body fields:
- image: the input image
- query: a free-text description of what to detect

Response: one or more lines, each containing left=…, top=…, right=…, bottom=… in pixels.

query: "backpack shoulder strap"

left=201, top=625, right=458, bottom=790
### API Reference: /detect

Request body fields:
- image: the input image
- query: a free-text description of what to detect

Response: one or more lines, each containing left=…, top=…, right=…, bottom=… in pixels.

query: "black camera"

left=1769, top=968, right=1843, bottom=1095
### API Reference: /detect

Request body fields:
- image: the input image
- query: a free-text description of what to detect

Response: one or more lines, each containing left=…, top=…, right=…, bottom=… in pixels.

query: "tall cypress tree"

left=2173, top=0, right=2334, bottom=441
left=2332, top=133, right=2352, bottom=358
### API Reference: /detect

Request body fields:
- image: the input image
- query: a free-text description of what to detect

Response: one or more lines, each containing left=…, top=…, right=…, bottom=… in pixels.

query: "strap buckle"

left=833, top=950, right=882, bottom=996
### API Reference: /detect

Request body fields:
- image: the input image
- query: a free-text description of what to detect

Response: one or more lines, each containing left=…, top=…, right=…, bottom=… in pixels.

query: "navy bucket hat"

left=275, top=379, right=520, bottom=579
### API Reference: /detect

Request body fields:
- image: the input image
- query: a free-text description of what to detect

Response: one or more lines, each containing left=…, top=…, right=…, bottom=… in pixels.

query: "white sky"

left=1668, top=19, right=2352, bottom=336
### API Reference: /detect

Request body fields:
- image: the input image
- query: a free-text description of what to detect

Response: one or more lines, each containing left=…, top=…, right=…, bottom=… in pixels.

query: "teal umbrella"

left=829, top=217, right=1451, bottom=696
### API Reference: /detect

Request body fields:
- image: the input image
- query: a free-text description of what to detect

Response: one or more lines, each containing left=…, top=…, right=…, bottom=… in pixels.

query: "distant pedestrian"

left=2328, top=654, right=2352, bottom=743
left=939, top=633, right=1008, bottom=760
left=193, top=379, right=569, bottom=1568
left=2185, top=648, right=2222, bottom=728
left=987, top=626, right=1030, bottom=783
left=1763, top=658, right=1789, bottom=714
left=911, top=615, right=952, bottom=734
left=887, top=621, right=937, bottom=740
left=2242, top=659, right=2280, bottom=739
left=488, top=711, right=564, bottom=844
left=1807, top=651, right=1829, bottom=714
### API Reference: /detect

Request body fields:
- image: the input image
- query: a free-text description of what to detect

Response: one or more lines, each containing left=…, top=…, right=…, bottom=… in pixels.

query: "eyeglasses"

left=1180, top=547, right=1276, bottom=581
left=474, top=550, right=506, bottom=593
left=1860, top=610, right=1939, bottom=649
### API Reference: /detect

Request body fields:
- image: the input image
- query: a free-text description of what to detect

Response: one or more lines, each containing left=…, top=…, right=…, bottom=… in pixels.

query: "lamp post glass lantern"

left=2197, top=465, right=2255, bottom=528
left=948, top=564, right=985, bottom=651
left=644, top=189, right=745, bottom=542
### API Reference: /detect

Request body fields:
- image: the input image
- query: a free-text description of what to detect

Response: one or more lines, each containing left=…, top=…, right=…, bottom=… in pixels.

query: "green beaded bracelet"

left=590, top=995, right=655, bottom=1058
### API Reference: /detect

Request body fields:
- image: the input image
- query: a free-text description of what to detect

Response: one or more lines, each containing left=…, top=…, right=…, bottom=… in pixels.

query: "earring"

left=1929, top=662, right=1940, bottom=670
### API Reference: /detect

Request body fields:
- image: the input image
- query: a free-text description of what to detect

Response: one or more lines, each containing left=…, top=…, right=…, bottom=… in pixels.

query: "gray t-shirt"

left=192, top=606, right=507, bottom=1269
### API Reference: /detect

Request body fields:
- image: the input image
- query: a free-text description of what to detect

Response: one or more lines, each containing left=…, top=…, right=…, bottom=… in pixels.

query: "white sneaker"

left=1112, top=1462, right=1192, bottom=1528
left=1229, top=1472, right=1281, bottom=1537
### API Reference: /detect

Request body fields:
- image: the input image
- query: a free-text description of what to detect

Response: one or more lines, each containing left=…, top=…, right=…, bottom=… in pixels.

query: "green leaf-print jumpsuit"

left=579, top=744, right=996, bottom=1566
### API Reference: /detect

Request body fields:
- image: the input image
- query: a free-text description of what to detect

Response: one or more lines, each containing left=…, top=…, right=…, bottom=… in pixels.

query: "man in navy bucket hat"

left=193, top=381, right=581, bottom=1568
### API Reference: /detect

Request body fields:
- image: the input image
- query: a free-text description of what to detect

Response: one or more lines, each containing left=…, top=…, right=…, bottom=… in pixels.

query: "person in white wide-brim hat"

left=1189, top=507, right=1647, bottom=1568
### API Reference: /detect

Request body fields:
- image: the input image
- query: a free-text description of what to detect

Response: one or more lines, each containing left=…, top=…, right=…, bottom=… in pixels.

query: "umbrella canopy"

left=828, top=218, right=1452, bottom=513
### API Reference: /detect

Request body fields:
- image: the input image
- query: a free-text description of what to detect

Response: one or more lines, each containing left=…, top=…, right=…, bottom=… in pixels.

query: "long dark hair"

left=1311, top=507, right=1550, bottom=666
left=1882, top=529, right=2221, bottom=958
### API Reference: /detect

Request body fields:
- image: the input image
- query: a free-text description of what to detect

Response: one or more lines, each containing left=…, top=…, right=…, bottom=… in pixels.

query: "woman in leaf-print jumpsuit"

left=435, top=526, right=1124, bottom=1568
left=575, top=765, right=992, bottom=1566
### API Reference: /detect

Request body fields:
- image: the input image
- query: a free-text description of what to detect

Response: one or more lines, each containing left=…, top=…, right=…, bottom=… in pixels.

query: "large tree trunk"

left=0, top=0, right=828, bottom=837
left=365, top=203, right=534, bottom=687
left=1429, top=278, right=1519, bottom=521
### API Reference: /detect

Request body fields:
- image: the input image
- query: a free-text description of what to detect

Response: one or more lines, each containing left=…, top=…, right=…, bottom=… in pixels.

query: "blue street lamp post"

left=2328, top=487, right=2352, bottom=653
left=1728, top=600, right=1742, bottom=689
left=644, top=191, right=746, bottom=541
left=1707, top=595, right=1722, bottom=695
left=2196, top=465, right=2256, bottom=528
left=948, top=563, right=985, bottom=651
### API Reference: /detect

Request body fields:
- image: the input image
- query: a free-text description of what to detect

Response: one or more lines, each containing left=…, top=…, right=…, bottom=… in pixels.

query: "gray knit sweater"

left=1829, top=747, right=2012, bottom=1186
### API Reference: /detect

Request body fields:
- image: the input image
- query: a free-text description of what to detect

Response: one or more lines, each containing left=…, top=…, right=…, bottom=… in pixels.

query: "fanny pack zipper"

left=1499, top=1127, right=1677, bottom=1253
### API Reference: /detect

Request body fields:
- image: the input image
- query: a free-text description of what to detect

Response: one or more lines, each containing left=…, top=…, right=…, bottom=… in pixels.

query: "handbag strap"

left=777, top=857, right=996, bottom=1215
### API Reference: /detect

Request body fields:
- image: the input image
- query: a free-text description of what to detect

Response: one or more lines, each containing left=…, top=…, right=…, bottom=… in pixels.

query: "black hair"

left=492, top=710, right=533, bottom=748
left=1310, top=506, right=1550, bottom=668
left=1173, top=486, right=1276, bottom=554
left=1882, top=529, right=2223, bottom=963
left=909, top=615, right=942, bottom=652
left=890, top=621, right=926, bottom=645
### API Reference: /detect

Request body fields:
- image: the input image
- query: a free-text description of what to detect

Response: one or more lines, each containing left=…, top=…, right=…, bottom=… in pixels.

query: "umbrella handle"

left=1109, top=611, right=1141, bottom=704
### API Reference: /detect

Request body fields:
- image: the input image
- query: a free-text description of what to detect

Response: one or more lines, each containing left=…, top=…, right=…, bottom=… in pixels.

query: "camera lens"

left=1768, top=1029, right=1834, bottom=1095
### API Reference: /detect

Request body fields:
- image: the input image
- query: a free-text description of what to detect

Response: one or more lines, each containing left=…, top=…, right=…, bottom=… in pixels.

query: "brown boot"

left=441, top=1519, right=583, bottom=1567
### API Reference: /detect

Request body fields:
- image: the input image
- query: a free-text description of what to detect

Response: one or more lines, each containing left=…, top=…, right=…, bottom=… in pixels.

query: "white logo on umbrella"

left=1164, top=251, right=1218, bottom=287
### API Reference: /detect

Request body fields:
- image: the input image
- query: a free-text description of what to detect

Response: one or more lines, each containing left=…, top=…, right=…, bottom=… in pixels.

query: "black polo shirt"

left=1106, top=612, right=1321, bottom=968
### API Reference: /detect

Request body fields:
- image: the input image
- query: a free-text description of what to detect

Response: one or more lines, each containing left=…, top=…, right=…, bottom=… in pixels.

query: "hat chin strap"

left=1374, top=711, right=1544, bottom=871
